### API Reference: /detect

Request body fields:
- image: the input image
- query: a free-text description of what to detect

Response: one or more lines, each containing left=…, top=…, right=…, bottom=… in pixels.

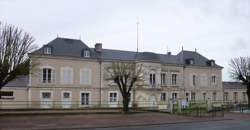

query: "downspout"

left=99, top=60, right=102, bottom=107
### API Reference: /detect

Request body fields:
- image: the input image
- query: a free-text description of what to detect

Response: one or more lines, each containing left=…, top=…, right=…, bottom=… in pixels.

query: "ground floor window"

left=0, top=91, right=14, bottom=99
left=109, top=92, right=118, bottom=102
left=161, top=93, right=166, bottom=101
left=242, top=92, right=247, bottom=102
left=203, top=93, right=206, bottom=101
left=185, top=93, right=189, bottom=102
left=81, top=92, right=90, bottom=106
left=233, top=92, right=238, bottom=103
left=40, top=91, right=53, bottom=108
left=224, top=92, right=228, bottom=101
left=191, top=92, right=195, bottom=101
left=172, top=93, right=177, bottom=101
left=212, top=92, right=216, bottom=101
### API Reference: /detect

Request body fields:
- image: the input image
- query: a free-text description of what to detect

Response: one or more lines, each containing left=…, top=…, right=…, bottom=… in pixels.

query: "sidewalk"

left=0, top=112, right=230, bottom=130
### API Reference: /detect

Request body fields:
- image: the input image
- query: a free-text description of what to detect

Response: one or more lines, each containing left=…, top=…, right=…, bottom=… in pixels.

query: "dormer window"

left=190, top=59, right=194, bottom=65
left=185, top=58, right=194, bottom=65
left=44, top=47, right=52, bottom=55
left=84, top=50, right=90, bottom=57
left=207, top=60, right=215, bottom=66
left=211, top=61, right=215, bottom=66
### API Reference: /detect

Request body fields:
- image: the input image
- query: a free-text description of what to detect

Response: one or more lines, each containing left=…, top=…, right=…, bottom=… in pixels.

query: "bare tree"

left=229, top=57, right=250, bottom=107
left=106, top=62, right=143, bottom=113
left=0, top=22, right=35, bottom=98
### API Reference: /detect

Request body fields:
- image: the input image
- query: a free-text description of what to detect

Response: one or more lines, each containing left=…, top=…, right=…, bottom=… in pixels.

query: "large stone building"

left=1, top=37, right=225, bottom=108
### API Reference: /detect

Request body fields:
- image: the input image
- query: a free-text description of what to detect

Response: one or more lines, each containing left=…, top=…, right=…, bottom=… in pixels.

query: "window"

left=42, top=68, right=53, bottom=83
left=109, top=92, right=118, bottom=102
left=149, top=73, right=156, bottom=87
left=211, top=76, right=216, bottom=84
left=84, top=50, right=90, bottom=57
left=161, top=73, right=166, bottom=85
left=172, top=74, right=177, bottom=85
left=172, top=93, right=177, bottom=100
left=61, top=67, right=73, bottom=84
left=191, top=92, right=195, bottom=101
left=42, top=92, right=51, bottom=99
left=203, top=93, right=206, bottom=101
left=81, top=93, right=90, bottom=105
left=161, top=93, right=166, bottom=101
left=192, top=75, right=196, bottom=86
left=200, top=74, right=208, bottom=86
left=243, top=92, right=247, bottom=102
left=212, top=92, right=216, bottom=101
left=234, top=92, right=238, bottom=103
left=80, top=68, right=92, bottom=85
left=190, top=59, right=194, bottom=65
left=63, top=92, right=70, bottom=98
left=0, top=91, right=14, bottom=99
left=186, top=93, right=189, bottom=102
left=224, top=92, right=228, bottom=101
left=44, top=47, right=52, bottom=54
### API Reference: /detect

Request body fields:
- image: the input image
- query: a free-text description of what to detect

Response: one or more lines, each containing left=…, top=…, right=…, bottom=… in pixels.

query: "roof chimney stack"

left=95, top=43, right=102, bottom=53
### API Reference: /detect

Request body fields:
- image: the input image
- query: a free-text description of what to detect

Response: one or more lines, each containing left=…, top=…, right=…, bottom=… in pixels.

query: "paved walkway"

left=0, top=112, right=234, bottom=130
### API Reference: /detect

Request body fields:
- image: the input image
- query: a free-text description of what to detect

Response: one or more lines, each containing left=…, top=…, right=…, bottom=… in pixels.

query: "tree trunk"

left=247, top=86, right=250, bottom=108
left=122, top=96, right=129, bottom=114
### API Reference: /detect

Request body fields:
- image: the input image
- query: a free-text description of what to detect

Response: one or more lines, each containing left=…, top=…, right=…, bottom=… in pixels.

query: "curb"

left=27, top=118, right=233, bottom=130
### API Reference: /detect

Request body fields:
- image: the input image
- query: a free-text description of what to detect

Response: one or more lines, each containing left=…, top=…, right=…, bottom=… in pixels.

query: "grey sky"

left=0, top=0, right=249, bottom=81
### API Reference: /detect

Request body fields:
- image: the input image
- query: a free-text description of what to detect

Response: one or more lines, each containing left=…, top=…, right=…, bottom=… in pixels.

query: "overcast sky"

left=0, top=0, right=249, bottom=81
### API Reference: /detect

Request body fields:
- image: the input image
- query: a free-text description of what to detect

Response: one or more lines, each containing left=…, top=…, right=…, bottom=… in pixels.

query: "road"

left=91, top=119, right=250, bottom=130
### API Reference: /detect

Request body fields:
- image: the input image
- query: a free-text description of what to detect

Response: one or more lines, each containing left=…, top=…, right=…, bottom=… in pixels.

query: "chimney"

left=167, top=52, right=171, bottom=55
left=95, top=43, right=102, bottom=53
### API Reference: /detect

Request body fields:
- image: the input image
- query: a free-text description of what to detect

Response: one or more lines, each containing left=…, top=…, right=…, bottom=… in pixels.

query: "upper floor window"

left=42, top=68, right=54, bottom=83
left=161, top=73, right=166, bottom=85
left=44, top=47, right=52, bottom=55
left=61, top=67, right=73, bottom=84
left=172, top=74, right=177, bottom=85
left=84, top=50, right=90, bottom=57
left=192, top=75, right=196, bottom=86
left=149, top=73, right=156, bottom=87
left=80, top=68, right=92, bottom=85
left=211, top=75, right=216, bottom=84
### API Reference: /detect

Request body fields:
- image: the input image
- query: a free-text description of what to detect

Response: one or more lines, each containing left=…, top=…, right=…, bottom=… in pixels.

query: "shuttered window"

left=80, top=68, right=92, bottom=85
left=61, top=67, right=73, bottom=84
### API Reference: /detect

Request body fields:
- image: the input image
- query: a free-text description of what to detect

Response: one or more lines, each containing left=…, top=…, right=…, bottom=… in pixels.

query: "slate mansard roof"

left=31, top=37, right=222, bottom=68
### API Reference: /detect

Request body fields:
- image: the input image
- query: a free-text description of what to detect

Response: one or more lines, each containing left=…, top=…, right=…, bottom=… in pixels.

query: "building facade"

left=1, top=37, right=225, bottom=108
left=223, top=82, right=248, bottom=104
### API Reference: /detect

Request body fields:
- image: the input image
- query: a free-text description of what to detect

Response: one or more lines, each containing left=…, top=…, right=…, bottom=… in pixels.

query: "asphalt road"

left=91, top=119, right=250, bottom=130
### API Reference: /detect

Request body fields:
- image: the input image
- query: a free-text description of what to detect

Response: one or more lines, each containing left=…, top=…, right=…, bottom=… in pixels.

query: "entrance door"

left=40, top=91, right=52, bottom=108
left=61, top=91, right=72, bottom=108
left=81, top=92, right=90, bottom=106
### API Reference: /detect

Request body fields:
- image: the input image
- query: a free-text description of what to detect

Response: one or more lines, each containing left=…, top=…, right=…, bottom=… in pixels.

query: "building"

left=1, top=37, right=224, bottom=108
left=223, top=82, right=248, bottom=104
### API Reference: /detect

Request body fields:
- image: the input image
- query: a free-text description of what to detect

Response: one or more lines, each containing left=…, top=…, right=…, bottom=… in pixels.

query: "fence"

left=0, top=100, right=160, bottom=110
